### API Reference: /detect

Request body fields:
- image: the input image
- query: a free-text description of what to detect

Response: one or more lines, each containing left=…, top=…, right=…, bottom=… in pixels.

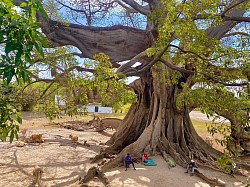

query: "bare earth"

left=0, top=112, right=248, bottom=187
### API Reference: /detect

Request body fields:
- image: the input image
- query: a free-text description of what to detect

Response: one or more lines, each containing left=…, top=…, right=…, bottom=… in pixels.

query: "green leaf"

left=35, top=0, right=49, bottom=20
left=14, top=130, right=19, bottom=140
left=16, top=116, right=22, bottom=124
left=5, top=42, right=13, bottom=55
left=2, top=127, right=8, bottom=141
left=36, top=31, right=48, bottom=47
left=19, top=2, right=27, bottom=8
left=10, top=131, right=14, bottom=143
left=31, top=7, right=36, bottom=21
left=34, top=40, right=44, bottom=57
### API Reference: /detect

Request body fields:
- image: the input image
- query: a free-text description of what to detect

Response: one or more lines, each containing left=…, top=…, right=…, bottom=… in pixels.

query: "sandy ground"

left=0, top=111, right=249, bottom=187
left=190, top=111, right=230, bottom=123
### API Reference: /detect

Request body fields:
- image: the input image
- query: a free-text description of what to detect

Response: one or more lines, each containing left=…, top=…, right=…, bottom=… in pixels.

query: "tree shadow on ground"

left=1, top=150, right=92, bottom=187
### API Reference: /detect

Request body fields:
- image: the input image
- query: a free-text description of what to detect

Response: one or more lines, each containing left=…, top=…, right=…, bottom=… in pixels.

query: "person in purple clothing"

left=124, top=153, right=136, bottom=171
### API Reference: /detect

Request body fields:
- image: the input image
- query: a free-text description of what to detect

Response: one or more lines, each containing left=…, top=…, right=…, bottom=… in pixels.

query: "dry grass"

left=19, top=111, right=126, bottom=130
left=19, top=111, right=226, bottom=152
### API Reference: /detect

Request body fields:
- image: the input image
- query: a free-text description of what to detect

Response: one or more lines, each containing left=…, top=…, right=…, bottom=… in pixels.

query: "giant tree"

left=14, top=0, right=250, bottom=173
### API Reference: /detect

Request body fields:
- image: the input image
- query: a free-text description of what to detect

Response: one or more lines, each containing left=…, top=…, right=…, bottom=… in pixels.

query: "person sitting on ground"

left=124, top=153, right=136, bottom=171
left=142, top=152, right=149, bottom=164
left=185, top=159, right=198, bottom=176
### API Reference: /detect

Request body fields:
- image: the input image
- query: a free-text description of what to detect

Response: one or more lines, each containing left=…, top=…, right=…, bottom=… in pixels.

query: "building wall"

left=78, top=105, right=112, bottom=114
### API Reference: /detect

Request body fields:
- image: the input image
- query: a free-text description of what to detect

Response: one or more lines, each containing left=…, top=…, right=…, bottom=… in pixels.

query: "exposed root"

left=91, top=153, right=116, bottom=163
left=83, top=140, right=90, bottom=147
left=79, top=166, right=110, bottom=187
left=195, top=170, right=226, bottom=187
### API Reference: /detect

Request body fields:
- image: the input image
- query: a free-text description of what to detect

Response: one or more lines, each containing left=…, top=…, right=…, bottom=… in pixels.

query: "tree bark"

left=38, top=18, right=150, bottom=63
left=101, top=69, right=221, bottom=173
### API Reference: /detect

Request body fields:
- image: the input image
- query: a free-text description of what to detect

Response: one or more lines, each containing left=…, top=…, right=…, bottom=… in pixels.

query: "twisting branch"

left=206, top=75, right=249, bottom=86
left=71, top=66, right=95, bottom=73
left=223, top=32, right=250, bottom=38
left=170, top=44, right=206, bottom=60
left=159, top=58, right=195, bottom=75
left=223, top=16, right=250, bottom=22
left=119, top=0, right=151, bottom=15
left=56, top=0, right=87, bottom=13
left=21, top=80, right=43, bottom=93
left=37, top=81, right=56, bottom=101
left=159, top=58, right=249, bottom=86
left=136, top=44, right=171, bottom=73
left=221, top=0, right=248, bottom=17
left=116, top=50, right=147, bottom=73
left=115, top=0, right=138, bottom=13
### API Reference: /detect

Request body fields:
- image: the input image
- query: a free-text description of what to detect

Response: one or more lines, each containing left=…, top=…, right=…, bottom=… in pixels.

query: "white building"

left=78, top=104, right=112, bottom=114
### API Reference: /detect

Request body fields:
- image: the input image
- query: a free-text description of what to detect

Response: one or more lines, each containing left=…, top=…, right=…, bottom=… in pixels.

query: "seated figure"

left=142, top=152, right=149, bottom=163
left=124, top=153, right=136, bottom=171
left=185, top=160, right=198, bottom=176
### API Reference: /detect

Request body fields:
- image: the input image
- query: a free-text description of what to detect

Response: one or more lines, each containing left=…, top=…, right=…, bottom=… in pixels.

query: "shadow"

left=98, top=131, right=113, bottom=137
left=13, top=150, right=33, bottom=178
left=43, top=138, right=104, bottom=153
left=61, top=120, right=87, bottom=126
left=0, top=126, right=116, bottom=187
left=1, top=150, right=93, bottom=187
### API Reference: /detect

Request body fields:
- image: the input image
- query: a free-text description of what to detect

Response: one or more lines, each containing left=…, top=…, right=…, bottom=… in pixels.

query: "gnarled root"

left=79, top=166, right=110, bottom=187
left=91, top=152, right=116, bottom=163
left=195, top=170, right=226, bottom=187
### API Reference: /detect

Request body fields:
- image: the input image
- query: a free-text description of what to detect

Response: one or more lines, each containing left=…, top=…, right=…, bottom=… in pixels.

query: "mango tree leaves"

left=0, top=0, right=48, bottom=84
left=0, top=0, right=48, bottom=142
left=92, top=53, right=137, bottom=107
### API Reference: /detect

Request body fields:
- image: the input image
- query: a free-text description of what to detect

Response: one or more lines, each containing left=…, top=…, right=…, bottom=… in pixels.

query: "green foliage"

left=43, top=101, right=60, bottom=121
left=0, top=0, right=48, bottom=84
left=92, top=53, right=137, bottom=107
left=113, top=103, right=132, bottom=113
left=0, top=85, right=20, bottom=143
left=43, top=0, right=69, bottom=26
left=0, top=0, right=48, bottom=142
left=187, top=87, right=249, bottom=123
left=217, top=152, right=234, bottom=172
left=150, top=0, right=250, bottom=89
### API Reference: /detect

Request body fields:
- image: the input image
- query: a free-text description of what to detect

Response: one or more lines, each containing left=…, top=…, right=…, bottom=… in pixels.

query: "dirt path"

left=0, top=128, right=248, bottom=187
left=0, top=112, right=248, bottom=187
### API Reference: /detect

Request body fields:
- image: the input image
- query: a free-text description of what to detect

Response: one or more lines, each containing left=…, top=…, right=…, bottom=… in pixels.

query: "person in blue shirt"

left=124, top=153, right=136, bottom=171
left=185, top=160, right=198, bottom=176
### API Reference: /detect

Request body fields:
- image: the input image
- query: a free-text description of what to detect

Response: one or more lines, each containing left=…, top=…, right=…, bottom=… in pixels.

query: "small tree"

left=0, top=0, right=48, bottom=142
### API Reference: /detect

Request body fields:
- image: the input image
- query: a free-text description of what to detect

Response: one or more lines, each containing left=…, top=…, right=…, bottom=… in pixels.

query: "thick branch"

left=221, top=0, right=248, bottom=17
left=206, top=0, right=247, bottom=39
left=223, top=16, right=250, bottom=22
left=223, top=32, right=250, bottom=38
left=116, top=50, right=148, bottom=73
left=39, top=18, right=149, bottom=62
left=120, top=0, right=151, bottom=15
left=38, top=81, right=56, bottom=100
left=116, top=0, right=149, bottom=14
left=159, top=58, right=195, bottom=75
left=71, top=66, right=95, bottom=73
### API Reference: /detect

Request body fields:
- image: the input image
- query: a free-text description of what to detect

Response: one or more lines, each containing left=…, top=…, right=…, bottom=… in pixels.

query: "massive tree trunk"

left=101, top=68, right=221, bottom=172
left=14, top=0, right=249, bottom=175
